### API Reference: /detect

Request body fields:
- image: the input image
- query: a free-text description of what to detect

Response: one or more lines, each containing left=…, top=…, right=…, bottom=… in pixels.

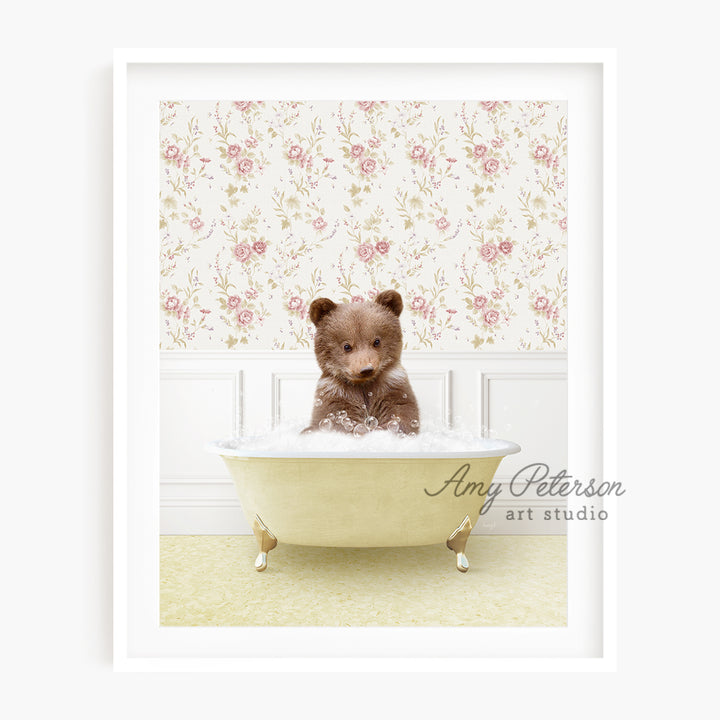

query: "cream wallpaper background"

left=159, top=100, right=567, bottom=351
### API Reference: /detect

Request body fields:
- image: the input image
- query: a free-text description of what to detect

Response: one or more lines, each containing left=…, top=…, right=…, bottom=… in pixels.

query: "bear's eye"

left=373, top=338, right=381, bottom=347
left=343, top=343, right=352, bottom=352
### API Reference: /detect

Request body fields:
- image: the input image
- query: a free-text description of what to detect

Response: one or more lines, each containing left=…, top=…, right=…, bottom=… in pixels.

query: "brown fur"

left=303, top=290, right=420, bottom=434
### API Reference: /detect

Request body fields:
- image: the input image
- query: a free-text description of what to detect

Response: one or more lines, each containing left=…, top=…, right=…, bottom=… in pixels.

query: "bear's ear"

left=375, top=289, right=403, bottom=317
left=309, top=297, right=338, bottom=326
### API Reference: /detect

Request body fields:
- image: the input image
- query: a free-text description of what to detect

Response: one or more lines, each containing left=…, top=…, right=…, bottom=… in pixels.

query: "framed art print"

left=114, top=49, right=617, bottom=671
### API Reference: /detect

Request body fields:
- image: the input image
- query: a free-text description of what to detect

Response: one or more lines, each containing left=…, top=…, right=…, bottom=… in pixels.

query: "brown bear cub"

left=304, top=290, right=420, bottom=435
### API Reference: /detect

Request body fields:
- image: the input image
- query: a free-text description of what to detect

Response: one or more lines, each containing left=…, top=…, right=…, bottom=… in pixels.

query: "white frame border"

left=114, top=48, right=617, bottom=672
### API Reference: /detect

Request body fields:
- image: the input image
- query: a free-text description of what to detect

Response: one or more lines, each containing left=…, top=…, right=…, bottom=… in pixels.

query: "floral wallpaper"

left=159, top=100, right=567, bottom=351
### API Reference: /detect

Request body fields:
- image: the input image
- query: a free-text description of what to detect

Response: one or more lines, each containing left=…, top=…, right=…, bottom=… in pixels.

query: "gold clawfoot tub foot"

left=252, top=514, right=277, bottom=572
left=446, top=515, right=473, bottom=573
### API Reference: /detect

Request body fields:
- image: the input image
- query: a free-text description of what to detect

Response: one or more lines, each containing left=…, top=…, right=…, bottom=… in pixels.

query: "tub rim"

left=205, top=437, right=522, bottom=460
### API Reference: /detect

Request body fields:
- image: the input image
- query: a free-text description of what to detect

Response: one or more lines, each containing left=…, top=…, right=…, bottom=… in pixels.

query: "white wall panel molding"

left=160, top=351, right=567, bottom=534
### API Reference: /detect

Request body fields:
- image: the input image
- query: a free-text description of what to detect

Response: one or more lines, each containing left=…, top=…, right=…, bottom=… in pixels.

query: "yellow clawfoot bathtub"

left=207, top=440, right=520, bottom=573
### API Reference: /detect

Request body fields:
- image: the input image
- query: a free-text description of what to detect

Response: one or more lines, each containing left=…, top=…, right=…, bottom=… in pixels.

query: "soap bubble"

left=408, top=432, right=417, bottom=438
left=367, top=391, right=373, bottom=397
left=353, top=424, right=369, bottom=437
left=387, top=419, right=400, bottom=433
left=410, top=419, right=420, bottom=429
left=342, top=418, right=355, bottom=431
left=402, top=393, right=407, bottom=399
left=364, top=416, right=379, bottom=431
left=337, top=410, right=348, bottom=420
left=319, top=418, right=333, bottom=431
left=314, top=398, right=323, bottom=407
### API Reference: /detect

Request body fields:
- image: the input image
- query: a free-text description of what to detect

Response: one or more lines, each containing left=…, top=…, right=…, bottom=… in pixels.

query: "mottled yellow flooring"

left=160, top=535, right=567, bottom=627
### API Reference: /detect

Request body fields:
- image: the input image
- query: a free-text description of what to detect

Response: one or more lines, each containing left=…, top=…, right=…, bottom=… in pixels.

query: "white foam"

left=206, top=422, right=521, bottom=459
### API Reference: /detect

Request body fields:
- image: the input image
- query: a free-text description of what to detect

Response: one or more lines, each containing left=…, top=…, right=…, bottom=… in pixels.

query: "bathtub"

left=206, top=437, right=520, bottom=573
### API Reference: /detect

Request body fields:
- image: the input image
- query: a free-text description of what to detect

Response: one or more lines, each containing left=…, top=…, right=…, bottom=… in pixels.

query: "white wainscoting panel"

left=480, top=372, right=568, bottom=480
left=159, top=352, right=567, bottom=535
left=160, top=370, right=242, bottom=480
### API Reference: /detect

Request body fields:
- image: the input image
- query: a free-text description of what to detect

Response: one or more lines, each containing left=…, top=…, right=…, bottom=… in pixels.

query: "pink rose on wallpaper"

left=411, top=145, right=426, bottom=160
left=234, top=101, right=252, bottom=111
left=245, top=289, right=258, bottom=300
left=350, top=144, right=364, bottom=158
left=375, top=239, right=390, bottom=255
left=189, top=216, right=204, bottom=231
left=233, top=243, right=252, bottom=263
left=435, top=216, right=451, bottom=231
left=473, top=295, right=488, bottom=310
left=491, top=289, right=504, bottom=300
left=357, top=101, right=376, bottom=111
left=164, top=144, right=180, bottom=160
left=227, top=295, right=242, bottom=309
left=480, top=243, right=499, bottom=262
left=534, top=145, right=550, bottom=160
left=312, top=217, right=328, bottom=231
left=227, top=144, right=242, bottom=158
left=483, top=309, right=500, bottom=326
left=237, top=309, right=254, bottom=326
left=411, top=296, right=427, bottom=311
left=368, top=136, right=381, bottom=148
left=287, top=145, right=303, bottom=160
left=245, top=137, right=258, bottom=148
left=164, top=296, right=180, bottom=311
left=360, top=158, right=377, bottom=175
left=491, top=137, right=505, bottom=148
left=367, top=288, right=379, bottom=299
left=252, top=240, right=267, bottom=255
left=472, top=144, right=487, bottom=159
left=481, top=101, right=499, bottom=111
left=237, top=158, right=254, bottom=175
left=499, top=240, right=513, bottom=255
left=483, top=158, right=500, bottom=175
left=559, top=217, right=568, bottom=230
left=534, top=296, right=550, bottom=312
left=287, top=296, right=304, bottom=312
left=357, top=243, right=375, bottom=262
left=351, top=295, right=364, bottom=303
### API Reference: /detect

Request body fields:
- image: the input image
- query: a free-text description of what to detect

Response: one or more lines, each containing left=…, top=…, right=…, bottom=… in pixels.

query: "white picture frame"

left=114, top=48, right=617, bottom=671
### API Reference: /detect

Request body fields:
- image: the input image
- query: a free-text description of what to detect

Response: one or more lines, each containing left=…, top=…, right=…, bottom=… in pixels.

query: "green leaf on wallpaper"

left=220, top=205, right=227, bottom=212
left=343, top=205, right=351, bottom=212
left=225, top=336, right=238, bottom=349
left=404, top=219, right=413, bottom=230
left=472, top=335, right=484, bottom=349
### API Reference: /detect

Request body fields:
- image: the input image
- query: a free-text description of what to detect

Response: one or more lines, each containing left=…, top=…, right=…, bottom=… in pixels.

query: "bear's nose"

left=359, top=365, right=374, bottom=377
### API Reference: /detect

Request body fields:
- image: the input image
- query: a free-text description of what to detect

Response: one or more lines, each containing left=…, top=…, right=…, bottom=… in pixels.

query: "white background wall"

left=160, top=351, right=569, bottom=534
left=3, top=5, right=718, bottom=719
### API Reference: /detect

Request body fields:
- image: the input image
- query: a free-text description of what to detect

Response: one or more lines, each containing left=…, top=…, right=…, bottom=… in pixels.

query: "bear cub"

left=304, top=290, right=420, bottom=435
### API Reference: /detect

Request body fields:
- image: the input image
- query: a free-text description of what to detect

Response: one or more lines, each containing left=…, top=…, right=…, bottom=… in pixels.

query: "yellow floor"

left=160, top=535, right=567, bottom=627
